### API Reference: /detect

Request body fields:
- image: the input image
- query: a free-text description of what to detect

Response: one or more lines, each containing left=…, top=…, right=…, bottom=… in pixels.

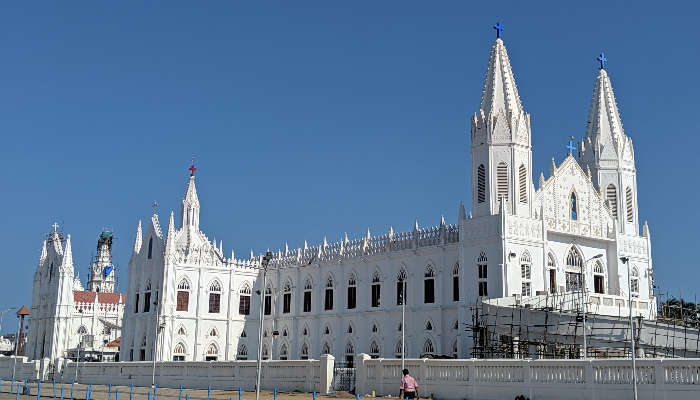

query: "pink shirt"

left=400, top=375, right=418, bottom=392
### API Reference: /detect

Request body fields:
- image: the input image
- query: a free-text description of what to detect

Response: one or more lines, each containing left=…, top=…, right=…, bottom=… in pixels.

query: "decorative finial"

left=52, top=222, right=59, bottom=233
left=597, top=52, right=607, bottom=70
left=566, top=136, right=576, bottom=156
left=189, top=157, right=197, bottom=177
left=152, top=201, right=158, bottom=215
left=493, top=21, right=504, bottom=39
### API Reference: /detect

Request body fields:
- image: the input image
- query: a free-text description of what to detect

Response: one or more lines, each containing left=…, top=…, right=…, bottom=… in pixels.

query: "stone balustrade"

left=355, top=355, right=700, bottom=400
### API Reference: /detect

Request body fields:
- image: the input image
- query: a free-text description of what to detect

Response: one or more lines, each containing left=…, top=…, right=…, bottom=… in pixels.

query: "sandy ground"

left=0, top=381, right=363, bottom=400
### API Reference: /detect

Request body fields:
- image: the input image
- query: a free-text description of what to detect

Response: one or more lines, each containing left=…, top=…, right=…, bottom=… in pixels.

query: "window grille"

left=519, top=164, right=527, bottom=203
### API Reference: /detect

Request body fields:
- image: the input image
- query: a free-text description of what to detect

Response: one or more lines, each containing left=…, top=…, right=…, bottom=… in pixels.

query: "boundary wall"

left=0, top=356, right=41, bottom=381
left=59, top=355, right=333, bottom=393
left=355, top=354, right=700, bottom=400
left=0, top=355, right=334, bottom=394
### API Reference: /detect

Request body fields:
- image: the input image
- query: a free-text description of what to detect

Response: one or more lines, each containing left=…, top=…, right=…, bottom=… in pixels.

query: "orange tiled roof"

left=73, top=291, right=126, bottom=304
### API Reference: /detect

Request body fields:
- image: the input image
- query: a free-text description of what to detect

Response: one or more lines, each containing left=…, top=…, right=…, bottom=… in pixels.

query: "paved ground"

left=0, top=382, right=359, bottom=400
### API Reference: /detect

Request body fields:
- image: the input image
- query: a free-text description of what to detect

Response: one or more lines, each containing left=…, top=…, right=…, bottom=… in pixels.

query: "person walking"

left=399, top=368, right=419, bottom=399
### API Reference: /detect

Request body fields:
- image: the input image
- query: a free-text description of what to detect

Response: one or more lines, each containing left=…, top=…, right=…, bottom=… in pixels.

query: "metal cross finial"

left=567, top=136, right=577, bottom=156
left=188, top=157, right=196, bottom=177
left=493, top=21, right=504, bottom=39
left=152, top=201, right=158, bottom=215
left=597, top=52, right=607, bottom=70
left=52, top=222, right=59, bottom=232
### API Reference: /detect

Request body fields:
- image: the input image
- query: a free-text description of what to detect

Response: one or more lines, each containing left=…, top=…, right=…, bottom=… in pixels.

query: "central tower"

left=470, top=31, right=533, bottom=218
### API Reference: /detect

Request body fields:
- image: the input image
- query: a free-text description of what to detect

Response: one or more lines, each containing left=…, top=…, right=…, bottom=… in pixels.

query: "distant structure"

left=26, top=226, right=125, bottom=362
left=120, top=28, right=655, bottom=363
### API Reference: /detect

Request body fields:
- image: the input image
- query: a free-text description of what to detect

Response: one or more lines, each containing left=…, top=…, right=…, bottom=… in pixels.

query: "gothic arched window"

left=477, top=164, right=486, bottom=204
left=519, top=164, right=527, bottom=203
left=324, top=275, right=334, bottom=311
left=147, top=238, right=153, bottom=259
left=347, top=272, right=357, bottom=309
left=424, top=265, right=435, bottom=304
left=396, top=268, right=407, bottom=306
left=303, top=277, right=313, bottom=312
left=496, top=162, right=509, bottom=202
left=423, top=339, right=435, bottom=355
left=520, top=251, right=532, bottom=297
left=279, top=343, right=288, bottom=360
left=565, top=247, right=583, bottom=292
left=282, top=279, right=292, bottom=314
left=176, top=278, right=190, bottom=312
left=208, top=280, right=221, bottom=314
left=478, top=251, right=488, bottom=297
left=300, top=342, right=309, bottom=360
left=626, top=187, right=634, bottom=223
left=369, top=341, right=380, bottom=359
left=606, top=184, right=618, bottom=218
left=239, top=283, right=251, bottom=315
left=571, top=192, right=578, bottom=220
left=236, top=344, right=248, bottom=360
left=371, top=271, right=381, bottom=308
left=452, top=263, right=460, bottom=302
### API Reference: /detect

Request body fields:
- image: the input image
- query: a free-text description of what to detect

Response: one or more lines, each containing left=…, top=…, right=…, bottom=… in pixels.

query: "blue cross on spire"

left=493, top=21, right=504, bottom=39
left=597, top=52, right=607, bottom=70
left=567, top=136, right=577, bottom=156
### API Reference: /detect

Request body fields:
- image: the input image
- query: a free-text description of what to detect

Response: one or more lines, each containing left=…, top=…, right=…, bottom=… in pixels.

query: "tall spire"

left=479, top=36, right=524, bottom=124
left=165, top=211, right=176, bottom=254
left=582, top=67, right=628, bottom=161
left=181, top=161, right=201, bottom=230
left=38, top=239, right=47, bottom=265
left=62, top=234, right=74, bottom=274
left=133, top=220, right=142, bottom=253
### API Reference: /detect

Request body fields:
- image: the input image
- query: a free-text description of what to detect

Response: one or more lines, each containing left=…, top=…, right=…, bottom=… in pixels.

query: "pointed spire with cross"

left=152, top=200, right=158, bottom=215
left=493, top=21, right=504, bottom=39
left=597, top=52, right=607, bottom=70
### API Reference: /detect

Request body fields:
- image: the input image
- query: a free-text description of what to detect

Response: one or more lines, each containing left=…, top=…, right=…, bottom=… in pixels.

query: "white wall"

left=355, top=354, right=700, bottom=400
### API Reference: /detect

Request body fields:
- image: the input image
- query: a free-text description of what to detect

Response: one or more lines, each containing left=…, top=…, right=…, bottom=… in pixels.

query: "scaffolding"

left=467, top=292, right=700, bottom=359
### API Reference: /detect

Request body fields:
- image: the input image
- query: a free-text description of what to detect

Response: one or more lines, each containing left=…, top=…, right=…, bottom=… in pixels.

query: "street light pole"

left=582, top=254, right=603, bottom=360
left=151, top=295, right=161, bottom=391
left=255, top=251, right=273, bottom=400
left=401, top=278, right=406, bottom=371
left=11, top=315, right=20, bottom=383
left=621, top=256, right=638, bottom=400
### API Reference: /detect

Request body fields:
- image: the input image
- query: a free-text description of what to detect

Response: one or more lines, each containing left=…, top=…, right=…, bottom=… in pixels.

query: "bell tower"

left=471, top=22, right=533, bottom=218
left=579, top=53, right=638, bottom=234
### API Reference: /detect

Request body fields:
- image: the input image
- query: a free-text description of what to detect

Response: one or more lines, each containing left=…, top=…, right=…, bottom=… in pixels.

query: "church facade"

left=27, top=228, right=125, bottom=361
left=119, top=35, right=654, bottom=363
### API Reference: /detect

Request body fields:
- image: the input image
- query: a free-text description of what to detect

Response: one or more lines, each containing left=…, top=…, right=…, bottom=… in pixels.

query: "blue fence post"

left=313, top=391, right=316, bottom=400
left=16, top=384, right=20, bottom=400
left=53, top=380, right=56, bottom=398
left=153, top=384, right=157, bottom=400
left=148, top=392, right=151, bottom=400
left=108, top=383, right=112, bottom=400
left=37, top=379, right=41, bottom=400
left=60, top=387, right=64, bottom=400
left=129, top=384, right=133, bottom=400
left=238, top=387, right=241, bottom=400
left=207, top=386, right=211, bottom=400
left=356, top=394, right=360, bottom=400
left=87, top=383, right=92, bottom=400
left=274, top=388, right=277, bottom=400
left=70, top=380, right=74, bottom=400
left=116, top=389, right=119, bottom=400
left=185, top=394, right=189, bottom=400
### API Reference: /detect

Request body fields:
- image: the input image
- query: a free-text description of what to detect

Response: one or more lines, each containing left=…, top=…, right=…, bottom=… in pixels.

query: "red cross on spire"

left=188, top=160, right=196, bottom=176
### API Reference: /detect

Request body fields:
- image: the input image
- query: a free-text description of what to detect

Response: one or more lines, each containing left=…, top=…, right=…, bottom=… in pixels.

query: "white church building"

left=119, top=34, right=654, bottom=364
left=27, top=228, right=126, bottom=362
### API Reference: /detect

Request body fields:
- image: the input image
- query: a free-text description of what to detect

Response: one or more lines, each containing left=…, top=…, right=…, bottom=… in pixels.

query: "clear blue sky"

left=1, top=1, right=698, bottom=325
